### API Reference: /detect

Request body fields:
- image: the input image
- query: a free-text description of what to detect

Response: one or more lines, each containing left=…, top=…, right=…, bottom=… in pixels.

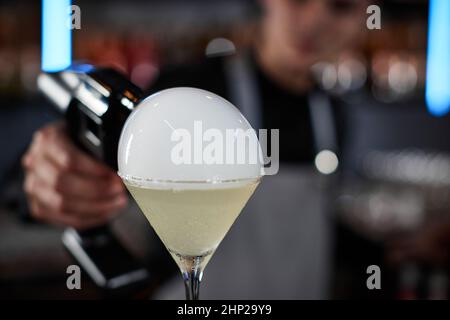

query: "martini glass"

left=119, top=175, right=260, bottom=300
left=117, top=87, right=263, bottom=300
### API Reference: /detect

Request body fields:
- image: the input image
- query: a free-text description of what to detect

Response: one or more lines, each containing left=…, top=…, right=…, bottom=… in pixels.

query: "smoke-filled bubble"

left=118, top=87, right=263, bottom=184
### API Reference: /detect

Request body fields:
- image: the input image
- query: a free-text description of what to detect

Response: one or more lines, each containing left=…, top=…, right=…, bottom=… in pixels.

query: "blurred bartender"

left=22, top=0, right=369, bottom=298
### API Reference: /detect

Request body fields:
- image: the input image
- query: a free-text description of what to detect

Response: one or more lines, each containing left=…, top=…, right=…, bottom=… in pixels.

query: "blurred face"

left=262, top=0, right=368, bottom=72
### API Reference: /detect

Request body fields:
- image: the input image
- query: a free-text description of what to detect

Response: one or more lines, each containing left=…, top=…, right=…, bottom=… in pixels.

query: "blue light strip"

left=426, top=0, right=450, bottom=117
left=42, top=0, right=72, bottom=72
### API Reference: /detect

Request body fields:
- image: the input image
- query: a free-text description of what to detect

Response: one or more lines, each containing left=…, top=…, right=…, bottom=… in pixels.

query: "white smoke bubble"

left=118, top=87, right=263, bottom=184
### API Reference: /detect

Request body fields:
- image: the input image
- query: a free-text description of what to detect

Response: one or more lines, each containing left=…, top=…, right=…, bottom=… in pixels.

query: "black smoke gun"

left=37, top=65, right=150, bottom=294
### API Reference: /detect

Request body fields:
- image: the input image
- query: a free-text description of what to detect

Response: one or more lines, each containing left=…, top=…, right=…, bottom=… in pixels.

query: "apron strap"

left=308, top=91, right=338, bottom=154
left=224, top=53, right=263, bottom=130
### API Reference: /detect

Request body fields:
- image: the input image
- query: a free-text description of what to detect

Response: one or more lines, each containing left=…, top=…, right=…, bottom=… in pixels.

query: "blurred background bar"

left=0, top=0, right=449, bottom=299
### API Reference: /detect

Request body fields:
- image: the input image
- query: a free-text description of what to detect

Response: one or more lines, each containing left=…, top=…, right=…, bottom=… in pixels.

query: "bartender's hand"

left=22, top=122, right=128, bottom=229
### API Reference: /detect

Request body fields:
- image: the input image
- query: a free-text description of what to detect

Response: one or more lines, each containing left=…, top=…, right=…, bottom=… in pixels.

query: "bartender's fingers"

left=24, top=174, right=127, bottom=230
left=29, top=196, right=116, bottom=230
left=22, top=130, right=44, bottom=168
left=31, top=123, right=114, bottom=177
left=62, top=195, right=128, bottom=218
left=31, top=153, right=125, bottom=200
left=26, top=173, right=127, bottom=217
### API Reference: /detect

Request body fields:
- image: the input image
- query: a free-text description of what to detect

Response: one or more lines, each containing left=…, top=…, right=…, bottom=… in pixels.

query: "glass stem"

left=183, top=269, right=202, bottom=300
